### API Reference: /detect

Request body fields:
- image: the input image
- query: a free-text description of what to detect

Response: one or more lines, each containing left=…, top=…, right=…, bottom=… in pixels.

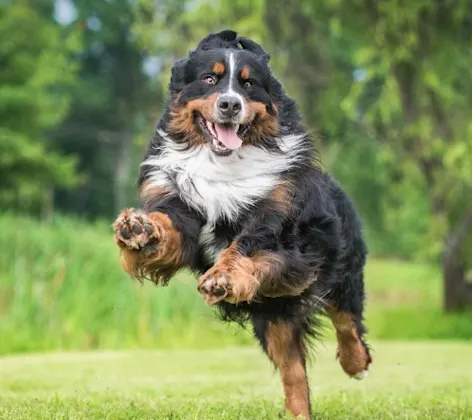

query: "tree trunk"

left=443, top=249, right=472, bottom=311
left=443, top=206, right=472, bottom=312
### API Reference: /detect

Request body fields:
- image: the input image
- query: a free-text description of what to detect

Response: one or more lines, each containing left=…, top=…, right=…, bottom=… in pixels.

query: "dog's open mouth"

left=197, top=115, right=250, bottom=156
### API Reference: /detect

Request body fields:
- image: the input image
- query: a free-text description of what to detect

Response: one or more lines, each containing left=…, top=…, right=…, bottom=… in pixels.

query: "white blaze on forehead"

left=226, top=52, right=237, bottom=94
left=219, top=51, right=246, bottom=121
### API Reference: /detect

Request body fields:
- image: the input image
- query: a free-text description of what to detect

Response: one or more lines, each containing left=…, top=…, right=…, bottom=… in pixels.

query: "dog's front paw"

left=198, top=263, right=258, bottom=305
left=113, top=209, right=159, bottom=253
left=198, top=268, right=233, bottom=305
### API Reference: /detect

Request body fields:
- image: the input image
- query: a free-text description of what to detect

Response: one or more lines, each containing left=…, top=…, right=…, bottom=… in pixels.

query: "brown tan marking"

left=213, top=61, right=225, bottom=75
left=247, top=101, right=277, bottom=120
left=266, top=321, right=310, bottom=419
left=245, top=101, right=279, bottom=145
left=139, top=180, right=169, bottom=205
left=198, top=247, right=310, bottom=304
left=185, top=93, right=220, bottom=119
left=113, top=209, right=183, bottom=285
left=326, top=307, right=372, bottom=377
left=267, top=181, right=294, bottom=214
left=197, top=244, right=291, bottom=304
left=168, top=91, right=279, bottom=148
left=254, top=250, right=313, bottom=298
left=167, top=93, right=220, bottom=147
left=197, top=243, right=259, bottom=304
left=240, top=65, right=250, bottom=80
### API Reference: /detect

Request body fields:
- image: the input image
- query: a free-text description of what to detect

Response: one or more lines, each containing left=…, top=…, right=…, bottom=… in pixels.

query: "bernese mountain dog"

left=113, top=30, right=371, bottom=419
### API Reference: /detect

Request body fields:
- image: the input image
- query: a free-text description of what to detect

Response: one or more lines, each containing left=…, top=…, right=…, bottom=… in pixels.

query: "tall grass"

left=0, top=214, right=252, bottom=354
left=0, top=214, right=470, bottom=355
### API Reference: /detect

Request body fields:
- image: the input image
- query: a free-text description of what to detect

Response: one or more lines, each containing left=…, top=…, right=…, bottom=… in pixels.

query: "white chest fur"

left=142, top=130, right=306, bottom=225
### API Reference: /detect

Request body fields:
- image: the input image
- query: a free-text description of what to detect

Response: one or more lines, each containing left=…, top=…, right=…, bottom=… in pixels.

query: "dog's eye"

left=243, top=80, right=253, bottom=89
left=203, top=76, right=217, bottom=85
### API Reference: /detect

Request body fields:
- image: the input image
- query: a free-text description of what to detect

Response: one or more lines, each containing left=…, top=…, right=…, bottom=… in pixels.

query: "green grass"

left=1, top=213, right=472, bottom=355
left=1, top=342, right=471, bottom=419
left=0, top=214, right=251, bottom=354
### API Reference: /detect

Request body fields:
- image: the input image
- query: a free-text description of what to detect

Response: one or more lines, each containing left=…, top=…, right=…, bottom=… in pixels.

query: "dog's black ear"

left=169, top=58, right=188, bottom=93
left=239, top=37, right=271, bottom=64
left=192, top=30, right=239, bottom=54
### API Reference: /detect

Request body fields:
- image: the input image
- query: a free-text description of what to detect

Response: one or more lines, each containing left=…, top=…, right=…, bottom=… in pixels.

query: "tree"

left=316, top=0, right=472, bottom=310
left=0, top=1, right=80, bottom=215
left=53, top=0, right=159, bottom=219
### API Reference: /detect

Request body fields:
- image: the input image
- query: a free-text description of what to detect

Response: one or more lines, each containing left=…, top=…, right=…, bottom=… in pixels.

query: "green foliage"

left=0, top=2, right=80, bottom=210
left=1, top=343, right=472, bottom=419
left=48, top=0, right=161, bottom=219
left=0, top=214, right=252, bottom=355
left=328, top=1, right=472, bottom=256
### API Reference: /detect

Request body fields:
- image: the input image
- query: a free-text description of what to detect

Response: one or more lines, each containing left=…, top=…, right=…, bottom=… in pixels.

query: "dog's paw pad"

left=198, top=270, right=232, bottom=305
left=113, top=210, right=157, bottom=250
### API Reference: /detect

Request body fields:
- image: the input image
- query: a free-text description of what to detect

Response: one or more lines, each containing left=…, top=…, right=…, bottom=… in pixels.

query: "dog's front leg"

left=197, top=243, right=262, bottom=304
left=113, top=193, right=203, bottom=285
left=198, top=182, right=310, bottom=304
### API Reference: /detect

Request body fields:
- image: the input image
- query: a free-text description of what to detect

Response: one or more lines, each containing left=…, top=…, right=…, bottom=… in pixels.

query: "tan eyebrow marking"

left=241, top=65, right=250, bottom=80
left=213, top=62, right=225, bottom=75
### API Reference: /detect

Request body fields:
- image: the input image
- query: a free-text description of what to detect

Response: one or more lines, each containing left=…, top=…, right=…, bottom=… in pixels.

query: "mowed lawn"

left=1, top=342, right=471, bottom=419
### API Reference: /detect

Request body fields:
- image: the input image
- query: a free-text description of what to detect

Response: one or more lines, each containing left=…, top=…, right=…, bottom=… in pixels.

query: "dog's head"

left=164, top=30, right=285, bottom=156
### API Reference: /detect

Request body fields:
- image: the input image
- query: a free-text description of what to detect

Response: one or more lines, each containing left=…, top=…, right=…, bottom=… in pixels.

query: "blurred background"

left=1, top=0, right=472, bottom=355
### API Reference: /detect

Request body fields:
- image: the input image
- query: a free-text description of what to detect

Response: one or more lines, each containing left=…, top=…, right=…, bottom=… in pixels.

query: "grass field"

left=2, top=215, right=472, bottom=418
left=1, top=342, right=471, bottom=419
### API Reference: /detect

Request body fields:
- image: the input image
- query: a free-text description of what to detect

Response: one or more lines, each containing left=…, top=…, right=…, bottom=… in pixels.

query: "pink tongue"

left=214, top=123, right=242, bottom=150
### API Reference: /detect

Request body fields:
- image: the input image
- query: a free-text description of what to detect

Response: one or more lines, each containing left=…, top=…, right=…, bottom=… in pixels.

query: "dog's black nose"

left=217, top=95, right=242, bottom=117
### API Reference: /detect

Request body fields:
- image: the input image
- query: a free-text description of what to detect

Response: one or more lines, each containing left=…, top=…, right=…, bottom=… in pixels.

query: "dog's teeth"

left=210, top=123, right=217, bottom=138
left=211, top=138, right=229, bottom=152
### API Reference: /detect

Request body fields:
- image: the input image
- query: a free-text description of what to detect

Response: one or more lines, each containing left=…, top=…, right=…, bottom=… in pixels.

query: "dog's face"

left=166, top=31, right=279, bottom=156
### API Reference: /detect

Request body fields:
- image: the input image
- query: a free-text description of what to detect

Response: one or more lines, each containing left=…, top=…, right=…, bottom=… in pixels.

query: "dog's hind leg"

left=252, top=316, right=311, bottom=419
left=326, top=306, right=371, bottom=379
left=326, top=268, right=372, bottom=379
